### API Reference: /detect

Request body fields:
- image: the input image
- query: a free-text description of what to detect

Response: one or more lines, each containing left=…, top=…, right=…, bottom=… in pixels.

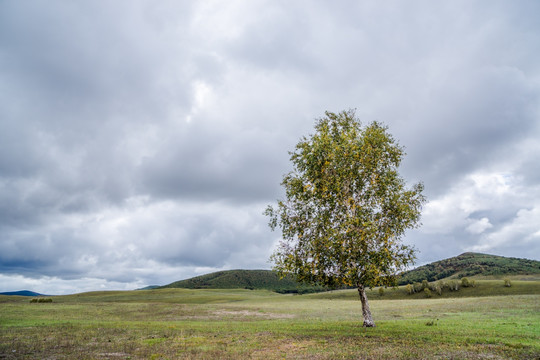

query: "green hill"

left=398, top=252, right=540, bottom=285
left=160, top=269, right=325, bottom=294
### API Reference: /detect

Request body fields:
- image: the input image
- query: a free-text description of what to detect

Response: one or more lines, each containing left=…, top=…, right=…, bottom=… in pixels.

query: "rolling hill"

left=161, top=253, right=540, bottom=291
left=160, top=269, right=325, bottom=293
left=398, top=252, right=540, bottom=285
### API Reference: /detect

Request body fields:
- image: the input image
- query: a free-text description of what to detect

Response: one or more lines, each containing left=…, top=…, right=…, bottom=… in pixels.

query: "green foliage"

left=398, top=252, right=540, bottom=285
left=405, top=284, right=414, bottom=295
left=29, top=298, right=52, bottom=303
left=378, top=287, right=385, bottom=296
left=448, top=280, right=460, bottom=291
left=423, top=288, right=432, bottom=298
left=266, top=109, right=425, bottom=290
left=504, top=279, right=512, bottom=287
left=427, top=282, right=442, bottom=296
left=461, top=277, right=470, bottom=287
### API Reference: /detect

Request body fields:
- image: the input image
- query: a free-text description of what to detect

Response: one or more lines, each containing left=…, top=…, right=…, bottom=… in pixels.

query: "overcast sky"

left=1, top=1, right=539, bottom=295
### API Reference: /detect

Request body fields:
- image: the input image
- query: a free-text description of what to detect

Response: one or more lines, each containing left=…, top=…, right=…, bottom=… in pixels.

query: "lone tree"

left=266, top=110, right=426, bottom=327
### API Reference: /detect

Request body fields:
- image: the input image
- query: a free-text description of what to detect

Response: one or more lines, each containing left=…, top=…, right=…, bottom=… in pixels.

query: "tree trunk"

left=358, top=285, right=375, bottom=327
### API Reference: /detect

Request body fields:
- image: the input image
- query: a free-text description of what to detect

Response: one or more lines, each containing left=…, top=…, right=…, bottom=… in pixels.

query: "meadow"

left=1, top=281, right=539, bottom=359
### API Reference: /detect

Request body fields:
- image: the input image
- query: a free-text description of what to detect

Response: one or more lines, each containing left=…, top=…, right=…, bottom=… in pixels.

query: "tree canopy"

left=266, top=109, right=426, bottom=326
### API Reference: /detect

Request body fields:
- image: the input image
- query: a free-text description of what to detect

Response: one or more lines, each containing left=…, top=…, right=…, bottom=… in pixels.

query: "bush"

left=424, top=288, right=432, bottom=298
left=448, top=280, right=460, bottom=291
left=30, top=298, right=52, bottom=303
left=504, top=279, right=512, bottom=287
left=461, top=277, right=470, bottom=288
left=378, top=287, right=385, bottom=296
left=405, top=284, right=414, bottom=295
left=434, top=282, right=443, bottom=296
left=422, top=280, right=429, bottom=290
left=413, top=282, right=423, bottom=293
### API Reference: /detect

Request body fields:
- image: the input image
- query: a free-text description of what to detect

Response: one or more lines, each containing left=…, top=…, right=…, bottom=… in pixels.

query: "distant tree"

left=266, top=110, right=426, bottom=327
left=405, top=284, right=414, bottom=295
left=435, top=282, right=442, bottom=296
left=448, top=280, right=460, bottom=291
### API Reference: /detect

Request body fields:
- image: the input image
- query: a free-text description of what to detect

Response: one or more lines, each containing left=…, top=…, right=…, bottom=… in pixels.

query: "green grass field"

left=1, top=282, right=539, bottom=359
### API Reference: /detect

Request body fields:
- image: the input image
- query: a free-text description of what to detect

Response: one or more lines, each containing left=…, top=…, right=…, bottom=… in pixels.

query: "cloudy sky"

left=1, top=1, right=539, bottom=294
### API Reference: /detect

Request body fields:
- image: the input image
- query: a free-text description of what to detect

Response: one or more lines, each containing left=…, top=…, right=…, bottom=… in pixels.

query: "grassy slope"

left=1, top=288, right=539, bottom=359
left=398, top=252, right=540, bottom=285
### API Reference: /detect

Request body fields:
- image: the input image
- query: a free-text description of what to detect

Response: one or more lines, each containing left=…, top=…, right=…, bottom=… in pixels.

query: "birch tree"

left=266, top=110, right=426, bottom=327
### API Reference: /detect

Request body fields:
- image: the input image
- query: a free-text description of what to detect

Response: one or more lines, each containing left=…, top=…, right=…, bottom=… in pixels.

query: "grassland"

left=1, top=281, right=539, bottom=359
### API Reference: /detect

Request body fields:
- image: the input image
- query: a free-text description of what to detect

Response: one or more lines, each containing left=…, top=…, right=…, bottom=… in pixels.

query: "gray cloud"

left=1, top=1, right=539, bottom=294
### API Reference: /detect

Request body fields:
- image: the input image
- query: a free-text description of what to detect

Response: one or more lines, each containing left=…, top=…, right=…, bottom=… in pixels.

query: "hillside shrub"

left=405, top=284, right=414, bottom=295
left=413, top=282, right=423, bottom=293
left=461, top=277, right=470, bottom=287
left=448, top=280, right=460, bottom=291
left=30, top=298, right=52, bottom=303
left=504, top=279, right=512, bottom=287
left=378, top=287, right=385, bottom=296
left=424, top=288, right=432, bottom=298
left=433, top=282, right=442, bottom=295
left=422, top=280, right=429, bottom=290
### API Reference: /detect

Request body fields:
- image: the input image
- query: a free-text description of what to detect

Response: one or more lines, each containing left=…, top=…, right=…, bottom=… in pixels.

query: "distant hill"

left=0, top=290, right=44, bottom=297
left=160, top=269, right=325, bottom=294
left=137, top=285, right=160, bottom=290
left=398, top=252, right=540, bottom=285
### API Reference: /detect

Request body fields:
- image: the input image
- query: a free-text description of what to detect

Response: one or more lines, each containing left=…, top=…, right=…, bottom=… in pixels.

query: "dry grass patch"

left=213, top=309, right=295, bottom=319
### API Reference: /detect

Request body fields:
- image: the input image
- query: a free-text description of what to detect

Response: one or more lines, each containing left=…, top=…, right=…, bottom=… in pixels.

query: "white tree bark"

left=358, top=285, right=375, bottom=327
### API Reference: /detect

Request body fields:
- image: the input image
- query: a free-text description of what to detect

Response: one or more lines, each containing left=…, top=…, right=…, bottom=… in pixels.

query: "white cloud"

left=1, top=1, right=540, bottom=293
left=466, top=217, right=493, bottom=234
left=471, top=207, right=540, bottom=253
left=421, top=172, right=517, bottom=234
